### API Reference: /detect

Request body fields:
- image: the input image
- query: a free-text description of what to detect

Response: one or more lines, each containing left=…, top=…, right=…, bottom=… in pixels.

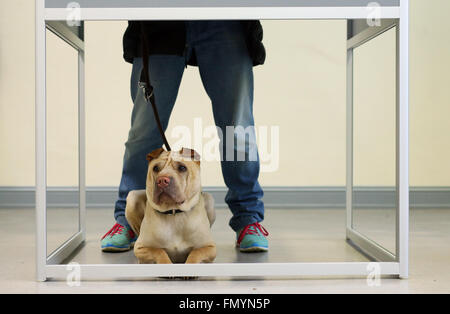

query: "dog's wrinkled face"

left=146, top=147, right=201, bottom=212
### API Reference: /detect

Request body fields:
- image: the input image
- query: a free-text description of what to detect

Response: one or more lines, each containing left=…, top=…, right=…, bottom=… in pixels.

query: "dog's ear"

left=179, top=147, right=201, bottom=165
left=146, top=147, right=165, bottom=162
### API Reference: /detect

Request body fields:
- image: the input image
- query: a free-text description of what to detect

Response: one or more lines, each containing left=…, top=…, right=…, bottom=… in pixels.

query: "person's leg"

left=102, top=55, right=185, bottom=251
left=191, top=21, right=266, bottom=248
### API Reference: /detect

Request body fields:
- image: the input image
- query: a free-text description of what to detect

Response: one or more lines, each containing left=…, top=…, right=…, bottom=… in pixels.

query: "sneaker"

left=101, top=223, right=137, bottom=252
left=236, top=222, right=269, bottom=252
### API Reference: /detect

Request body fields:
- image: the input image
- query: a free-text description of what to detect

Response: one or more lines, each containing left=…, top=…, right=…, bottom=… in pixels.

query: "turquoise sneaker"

left=101, top=223, right=137, bottom=252
left=236, top=222, right=269, bottom=252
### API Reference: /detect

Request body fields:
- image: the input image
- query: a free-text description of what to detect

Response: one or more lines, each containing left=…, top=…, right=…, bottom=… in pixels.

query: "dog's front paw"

left=185, top=256, right=201, bottom=264
left=135, top=247, right=173, bottom=264
left=185, top=245, right=216, bottom=264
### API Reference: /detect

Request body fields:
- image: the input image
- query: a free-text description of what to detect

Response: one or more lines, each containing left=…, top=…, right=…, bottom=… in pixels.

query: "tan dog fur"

left=125, top=148, right=216, bottom=264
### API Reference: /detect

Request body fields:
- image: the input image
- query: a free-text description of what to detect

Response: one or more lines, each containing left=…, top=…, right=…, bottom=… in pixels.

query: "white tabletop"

left=45, top=0, right=400, bottom=9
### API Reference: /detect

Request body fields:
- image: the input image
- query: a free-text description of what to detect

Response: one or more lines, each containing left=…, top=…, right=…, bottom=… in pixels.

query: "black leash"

left=139, top=22, right=172, bottom=151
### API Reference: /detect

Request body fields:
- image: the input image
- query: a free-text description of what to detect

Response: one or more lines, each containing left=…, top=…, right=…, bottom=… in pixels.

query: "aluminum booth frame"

left=35, top=0, right=409, bottom=281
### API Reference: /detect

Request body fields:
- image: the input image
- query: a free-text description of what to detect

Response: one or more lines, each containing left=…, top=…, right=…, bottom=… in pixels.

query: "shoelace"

left=101, top=223, right=125, bottom=240
left=237, top=222, right=269, bottom=246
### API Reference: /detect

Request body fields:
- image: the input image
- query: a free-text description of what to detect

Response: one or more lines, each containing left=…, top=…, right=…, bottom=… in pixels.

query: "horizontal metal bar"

left=45, top=0, right=401, bottom=9
left=45, top=262, right=400, bottom=280
left=46, top=231, right=84, bottom=265
left=347, top=19, right=397, bottom=50
left=46, top=21, right=84, bottom=51
left=44, top=7, right=401, bottom=21
left=346, top=228, right=396, bottom=262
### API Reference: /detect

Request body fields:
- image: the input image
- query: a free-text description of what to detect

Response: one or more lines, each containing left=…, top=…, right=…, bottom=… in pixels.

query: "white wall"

left=1, top=0, right=449, bottom=188
left=0, top=1, right=35, bottom=186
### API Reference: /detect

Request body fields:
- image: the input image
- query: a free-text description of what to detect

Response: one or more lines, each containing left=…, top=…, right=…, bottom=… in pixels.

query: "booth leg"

left=397, top=0, right=410, bottom=279
left=78, top=50, right=87, bottom=241
left=35, top=0, right=47, bottom=282
left=346, top=48, right=354, bottom=232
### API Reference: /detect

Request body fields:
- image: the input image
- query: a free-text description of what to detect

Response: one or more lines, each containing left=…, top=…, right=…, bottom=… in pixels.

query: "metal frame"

left=345, top=2, right=409, bottom=279
left=35, top=0, right=409, bottom=281
left=346, top=20, right=399, bottom=263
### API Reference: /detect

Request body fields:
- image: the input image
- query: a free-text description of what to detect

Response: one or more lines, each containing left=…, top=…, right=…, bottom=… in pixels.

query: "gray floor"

left=1, top=207, right=450, bottom=293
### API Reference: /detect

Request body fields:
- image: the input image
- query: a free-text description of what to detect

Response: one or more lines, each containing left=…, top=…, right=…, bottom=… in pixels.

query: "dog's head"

left=145, top=147, right=201, bottom=213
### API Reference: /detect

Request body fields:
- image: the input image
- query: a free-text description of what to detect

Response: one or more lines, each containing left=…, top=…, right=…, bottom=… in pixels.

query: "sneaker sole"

left=238, top=245, right=269, bottom=253
left=101, top=242, right=135, bottom=253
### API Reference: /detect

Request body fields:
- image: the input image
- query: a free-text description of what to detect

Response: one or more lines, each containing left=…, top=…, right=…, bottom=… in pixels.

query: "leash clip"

left=138, top=81, right=154, bottom=101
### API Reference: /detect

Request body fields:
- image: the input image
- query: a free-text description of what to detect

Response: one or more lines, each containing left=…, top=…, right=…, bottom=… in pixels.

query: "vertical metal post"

left=346, top=47, right=354, bottom=231
left=78, top=50, right=87, bottom=240
left=398, top=0, right=410, bottom=279
left=35, top=0, right=47, bottom=282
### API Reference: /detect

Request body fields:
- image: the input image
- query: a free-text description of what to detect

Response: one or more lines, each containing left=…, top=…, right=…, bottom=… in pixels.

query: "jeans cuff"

left=115, top=214, right=131, bottom=229
left=229, top=215, right=261, bottom=232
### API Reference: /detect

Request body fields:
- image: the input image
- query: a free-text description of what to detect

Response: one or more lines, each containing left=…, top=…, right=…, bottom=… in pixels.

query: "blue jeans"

left=114, top=21, right=264, bottom=232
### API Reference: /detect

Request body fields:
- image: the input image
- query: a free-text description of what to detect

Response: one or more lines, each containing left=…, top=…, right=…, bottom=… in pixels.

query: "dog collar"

left=158, top=209, right=184, bottom=215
